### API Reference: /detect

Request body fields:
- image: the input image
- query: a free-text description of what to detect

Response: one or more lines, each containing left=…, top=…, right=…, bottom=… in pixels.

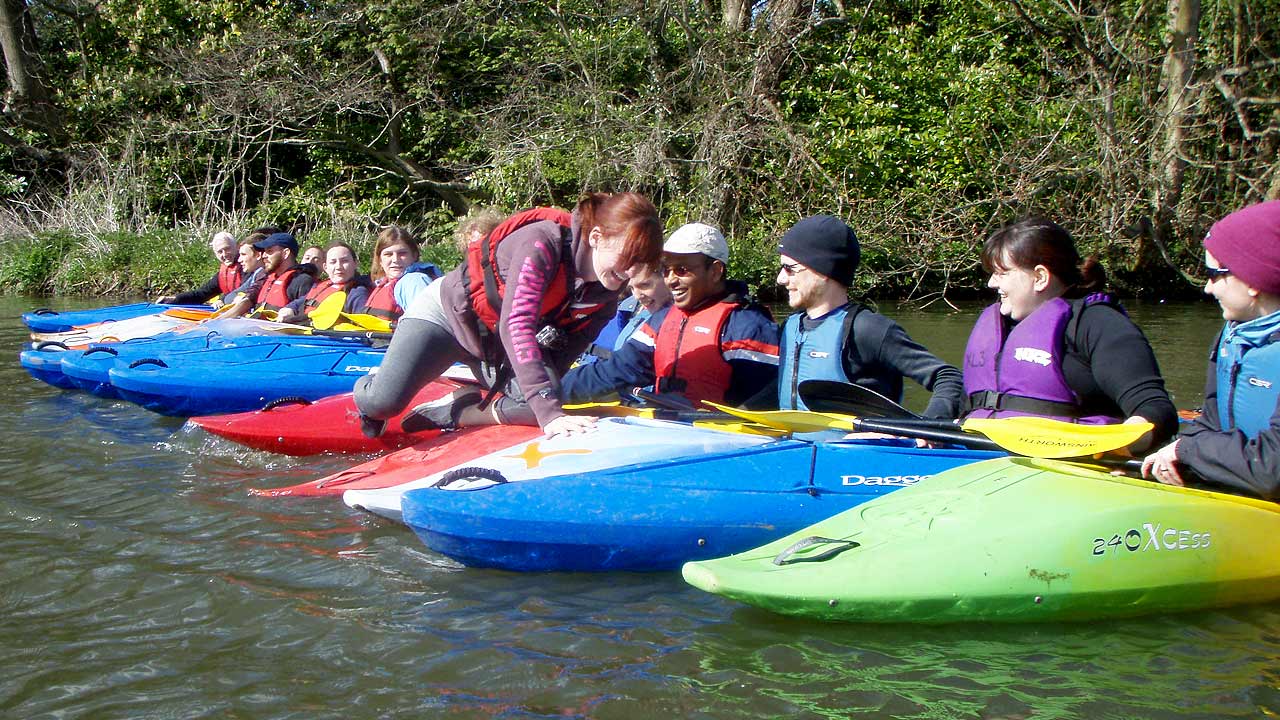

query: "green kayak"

left=682, top=457, right=1280, bottom=623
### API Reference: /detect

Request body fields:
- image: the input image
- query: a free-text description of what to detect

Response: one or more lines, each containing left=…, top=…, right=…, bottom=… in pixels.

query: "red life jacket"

left=363, top=278, right=402, bottom=320
left=464, top=208, right=581, bottom=332
left=255, top=266, right=303, bottom=312
left=652, top=299, right=737, bottom=406
left=217, top=263, right=243, bottom=295
left=301, top=279, right=345, bottom=314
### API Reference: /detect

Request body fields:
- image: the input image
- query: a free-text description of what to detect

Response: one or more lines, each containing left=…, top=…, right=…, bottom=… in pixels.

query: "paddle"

left=305, top=292, right=349, bottom=330
left=330, top=311, right=393, bottom=333
left=703, top=401, right=1151, bottom=460
left=798, top=379, right=919, bottom=419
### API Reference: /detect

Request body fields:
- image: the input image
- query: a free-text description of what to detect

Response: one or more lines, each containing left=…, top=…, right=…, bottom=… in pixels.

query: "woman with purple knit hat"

left=1142, top=200, right=1280, bottom=499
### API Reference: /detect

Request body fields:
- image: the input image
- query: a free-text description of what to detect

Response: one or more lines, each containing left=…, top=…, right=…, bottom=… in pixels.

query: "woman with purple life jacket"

left=961, top=217, right=1179, bottom=452
left=353, top=193, right=664, bottom=439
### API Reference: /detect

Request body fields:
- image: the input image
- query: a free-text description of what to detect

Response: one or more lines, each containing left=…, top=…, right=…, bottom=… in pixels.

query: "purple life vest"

left=962, top=297, right=1120, bottom=424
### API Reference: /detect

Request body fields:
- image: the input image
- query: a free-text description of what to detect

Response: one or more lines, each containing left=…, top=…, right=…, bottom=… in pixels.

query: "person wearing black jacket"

left=773, top=215, right=963, bottom=417
left=157, top=231, right=240, bottom=305
left=1142, top=201, right=1280, bottom=499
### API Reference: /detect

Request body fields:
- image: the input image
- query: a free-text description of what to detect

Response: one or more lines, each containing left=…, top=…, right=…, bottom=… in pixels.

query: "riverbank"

left=0, top=228, right=465, bottom=298
left=0, top=225, right=1207, bottom=303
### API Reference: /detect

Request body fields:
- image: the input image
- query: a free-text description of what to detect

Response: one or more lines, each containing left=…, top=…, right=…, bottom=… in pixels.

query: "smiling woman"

left=1142, top=200, right=1280, bottom=499
left=352, top=193, right=663, bottom=439
left=960, top=217, right=1179, bottom=451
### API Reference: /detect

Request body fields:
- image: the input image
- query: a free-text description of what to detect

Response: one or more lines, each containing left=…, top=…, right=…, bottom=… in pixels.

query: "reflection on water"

left=3, top=295, right=1277, bottom=719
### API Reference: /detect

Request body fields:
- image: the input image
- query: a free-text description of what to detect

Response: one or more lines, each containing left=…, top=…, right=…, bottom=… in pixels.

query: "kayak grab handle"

left=34, top=341, right=70, bottom=352
left=772, top=536, right=861, bottom=566
left=435, top=466, right=508, bottom=491
left=128, top=357, right=168, bottom=369
left=83, top=347, right=120, bottom=357
left=262, top=396, right=312, bottom=410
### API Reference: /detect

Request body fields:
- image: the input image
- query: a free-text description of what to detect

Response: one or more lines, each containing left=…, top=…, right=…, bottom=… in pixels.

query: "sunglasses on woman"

left=1205, top=266, right=1232, bottom=280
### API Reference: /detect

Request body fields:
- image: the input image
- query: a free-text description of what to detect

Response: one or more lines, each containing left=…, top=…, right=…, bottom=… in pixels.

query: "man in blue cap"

left=223, top=232, right=317, bottom=319
left=774, top=215, right=963, bottom=418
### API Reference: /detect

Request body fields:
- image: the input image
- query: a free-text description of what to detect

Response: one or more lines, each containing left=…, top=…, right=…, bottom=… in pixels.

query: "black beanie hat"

left=776, top=215, right=860, bottom=286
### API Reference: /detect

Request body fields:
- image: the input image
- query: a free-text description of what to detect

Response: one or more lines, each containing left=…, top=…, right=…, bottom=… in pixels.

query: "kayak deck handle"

left=262, top=396, right=312, bottom=411
left=772, top=536, right=861, bottom=566
left=435, top=466, right=508, bottom=491
left=83, top=347, right=120, bottom=357
left=128, top=357, right=168, bottom=369
left=34, top=341, right=70, bottom=352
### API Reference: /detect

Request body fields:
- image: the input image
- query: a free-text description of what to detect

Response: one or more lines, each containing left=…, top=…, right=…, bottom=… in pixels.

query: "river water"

left=4, top=294, right=1279, bottom=719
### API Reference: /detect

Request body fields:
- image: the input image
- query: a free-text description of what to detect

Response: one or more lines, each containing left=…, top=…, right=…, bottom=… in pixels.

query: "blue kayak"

left=398, top=439, right=1001, bottom=572
left=21, top=302, right=209, bottom=333
left=61, top=333, right=373, bottom=397
left=109, top=345, right=386, bottom=416
left=21, top=331, right=371, bottom=396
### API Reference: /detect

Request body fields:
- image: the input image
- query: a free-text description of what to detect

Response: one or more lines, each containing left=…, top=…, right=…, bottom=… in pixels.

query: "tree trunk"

left=1149, top=0, right=1199, bottom=257
left=0, top=0, right=63, bottom=139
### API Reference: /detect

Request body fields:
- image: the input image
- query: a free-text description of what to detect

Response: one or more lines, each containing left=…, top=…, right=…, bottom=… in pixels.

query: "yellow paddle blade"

left=335, top=311, right=393, bottom=333
left=306, top=291, right=349, bottom=330
left=161, top=308, right=216, bottom=321
left=692, top=420, right=788, bottom=437
left=563, top=401, right=653, bottom=418
left=702, top=403, right=850, bottom=433
left=958, top=417, right=1154, bottom=459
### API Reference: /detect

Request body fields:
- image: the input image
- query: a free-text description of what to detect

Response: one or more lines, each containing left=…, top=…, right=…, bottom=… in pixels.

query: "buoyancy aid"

left=217, top=263, right=243, bottom=295
left=255, top=266, right=304, bottom=312
left=963, top=295, right=1121, bottom=423
left=464, top=208, right=597, bottom=333
left=1214, top=311, right=1280, bottom=438
left=301, top=279, right=346, bottom=314
left=777, top=305, right=857, bottom=410
left=363, top=277, right=402, bottom=320
left=652, top=299, right=737, bottom=406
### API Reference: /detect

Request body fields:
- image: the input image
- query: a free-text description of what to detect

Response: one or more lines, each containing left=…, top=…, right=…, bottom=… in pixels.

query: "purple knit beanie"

left=1203, top=200, right=1280, bottom=295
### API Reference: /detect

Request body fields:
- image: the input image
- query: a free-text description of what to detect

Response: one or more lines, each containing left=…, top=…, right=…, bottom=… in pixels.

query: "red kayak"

left=249, top=424, right=544, bottom=497
left=190, top=379, right=465, bottom=456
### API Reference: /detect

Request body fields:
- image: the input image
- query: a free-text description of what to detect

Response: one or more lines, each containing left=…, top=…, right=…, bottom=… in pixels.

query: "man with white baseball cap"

left=562, top=222, right=779, bottom=409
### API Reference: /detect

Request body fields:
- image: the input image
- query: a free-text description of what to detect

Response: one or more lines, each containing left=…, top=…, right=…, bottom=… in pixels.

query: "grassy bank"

left=0, top=228, right=467, bottom=298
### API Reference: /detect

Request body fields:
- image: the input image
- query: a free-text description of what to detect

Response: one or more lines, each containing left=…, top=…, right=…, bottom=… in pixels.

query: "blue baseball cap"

left=252, top=232, right=299, bottom=253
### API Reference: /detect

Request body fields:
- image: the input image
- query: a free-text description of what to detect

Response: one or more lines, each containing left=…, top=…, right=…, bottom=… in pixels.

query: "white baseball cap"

left=663, top=223, right=728, bottom=263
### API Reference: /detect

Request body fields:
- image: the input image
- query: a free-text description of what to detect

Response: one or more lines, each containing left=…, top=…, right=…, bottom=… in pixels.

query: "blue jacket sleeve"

left=720, top=304, right=780, bottom=407
left=561, top=313, right=661, bottom=403
left=1177, top=345, right=1280, bottom=499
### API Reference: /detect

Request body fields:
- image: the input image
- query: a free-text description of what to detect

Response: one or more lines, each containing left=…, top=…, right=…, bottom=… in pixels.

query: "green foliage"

left=4, top=0, right=1276, bottom=299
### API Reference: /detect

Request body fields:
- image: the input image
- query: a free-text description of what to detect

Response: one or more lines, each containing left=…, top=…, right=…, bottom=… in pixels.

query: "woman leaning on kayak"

left=962, top=217, right=1179, bottom=451
left=354, top=193, right=664, bottom=438
left=1143, top=201, right=1280, bottom=499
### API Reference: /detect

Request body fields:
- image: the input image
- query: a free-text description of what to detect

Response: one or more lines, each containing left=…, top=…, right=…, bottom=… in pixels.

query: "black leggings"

left=353, top=317, right=540, bottom=426
left=353, top=318, right=470, bottom=420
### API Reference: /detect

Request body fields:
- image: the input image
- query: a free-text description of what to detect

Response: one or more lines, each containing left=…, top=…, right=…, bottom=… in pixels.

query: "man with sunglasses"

left=774, top=215, right=964, bottom=417
left=561, top=223, right=779, bottom=409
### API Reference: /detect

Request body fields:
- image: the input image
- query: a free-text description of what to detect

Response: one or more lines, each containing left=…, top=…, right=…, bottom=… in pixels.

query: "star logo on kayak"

left=504, top=442, right=591, bottom=469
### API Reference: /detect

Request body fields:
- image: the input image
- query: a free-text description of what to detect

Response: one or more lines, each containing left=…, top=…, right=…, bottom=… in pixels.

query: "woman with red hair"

left=355, top=192, right=664, bottom=438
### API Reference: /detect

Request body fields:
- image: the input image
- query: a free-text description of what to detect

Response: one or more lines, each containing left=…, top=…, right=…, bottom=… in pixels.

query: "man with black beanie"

left=774, top=215, right=963, bottom=418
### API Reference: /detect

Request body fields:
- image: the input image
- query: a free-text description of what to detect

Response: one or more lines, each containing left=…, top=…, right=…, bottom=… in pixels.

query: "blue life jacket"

left=778, top=305, right=856, bottom=410
left=1214, top=310, right=1280, bottom=438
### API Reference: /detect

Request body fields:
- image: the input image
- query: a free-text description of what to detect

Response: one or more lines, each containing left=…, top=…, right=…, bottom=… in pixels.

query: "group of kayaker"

left=164, top=196, right=1280, bottom=502
left=161, top=224, right=459, bottom=325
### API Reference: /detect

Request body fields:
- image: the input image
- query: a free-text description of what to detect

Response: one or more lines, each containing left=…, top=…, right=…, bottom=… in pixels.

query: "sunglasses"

left=662, top=261, right=710, bottom=277
left=1205, top=266, right=1232, bottom=280
left=779, top=262, right=808, bottom=277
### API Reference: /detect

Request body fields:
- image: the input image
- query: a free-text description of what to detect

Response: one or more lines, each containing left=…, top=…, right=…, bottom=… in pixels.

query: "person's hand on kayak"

left=545, top=414, right=597, bottom=437
left=1141, top=439, right=1184, bottom=486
